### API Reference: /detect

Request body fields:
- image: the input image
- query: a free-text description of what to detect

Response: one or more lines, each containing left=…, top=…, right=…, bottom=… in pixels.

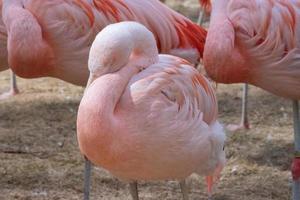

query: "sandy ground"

left=0, top=1, right=296, bottom=200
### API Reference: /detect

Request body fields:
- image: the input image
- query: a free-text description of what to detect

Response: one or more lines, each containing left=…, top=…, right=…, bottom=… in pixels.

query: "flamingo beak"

left=205, top=164, right=224, bottom=199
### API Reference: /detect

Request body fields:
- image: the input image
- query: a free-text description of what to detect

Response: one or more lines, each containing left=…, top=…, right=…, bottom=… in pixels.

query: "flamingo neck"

left=203, top=0, right=246, bottom=83
left=3, top=0, right=55, bottom=78
left=88, top=21, right=159, bottom=78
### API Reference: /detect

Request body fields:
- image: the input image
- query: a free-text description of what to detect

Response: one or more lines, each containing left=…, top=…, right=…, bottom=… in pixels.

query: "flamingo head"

left=205, top=122, right=226, bottom=197
left=86, top=22, right=158, bottom=88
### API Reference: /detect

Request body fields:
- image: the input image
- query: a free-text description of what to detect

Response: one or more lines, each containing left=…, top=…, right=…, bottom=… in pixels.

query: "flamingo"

left=2, top=0, right=208, bottom=198
left=77, top=21, right=226, bottom=200
left=2, top=0, right=206, bottom=87
left=201, top=0, right=300, bottom=199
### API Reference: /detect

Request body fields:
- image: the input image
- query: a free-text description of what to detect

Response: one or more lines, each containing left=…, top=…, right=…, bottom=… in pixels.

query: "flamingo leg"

left=129, top=182, right=139, bottom=200
left=226, top=84, right=250, bottom=132
left=0, top=70, right=20, bottom=100
left=179, top=180, right=189, bottom=200
left=197, top=8, right=205, bottom=25
left=241, top=83, right=249, bottom=128
left=10, top=70, right=19, bottom=95
left=206, top=176, right=213, bottom=200
left=83, top=157, right=92, bottom=200
left=292, top=100, right=300, bottom=200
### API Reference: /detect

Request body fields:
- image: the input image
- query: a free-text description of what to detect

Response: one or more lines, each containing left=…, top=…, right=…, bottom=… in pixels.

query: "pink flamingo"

left=77, top=21, right=226, bottom=200
left=2, top=0, right=207, bottom=198
left=201, top=0, right=300, bottom=199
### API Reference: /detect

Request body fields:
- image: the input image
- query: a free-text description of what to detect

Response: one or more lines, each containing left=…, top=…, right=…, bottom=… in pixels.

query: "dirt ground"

left=0, top=1, right=295, bottom=200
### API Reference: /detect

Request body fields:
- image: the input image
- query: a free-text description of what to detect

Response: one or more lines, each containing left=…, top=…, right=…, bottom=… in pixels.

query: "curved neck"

left=2, top=0, right=54, bottom=78
left=204, top=0, right=250, bottom=83
left=88, top=22, right=158, bottom=113
left=208, top=0, right=231, bottom=41
left=88, top=22, right=159, bottom=77
left=86, top=22, right=159, bottom=114
left=204, top=0, right=238, bottom=83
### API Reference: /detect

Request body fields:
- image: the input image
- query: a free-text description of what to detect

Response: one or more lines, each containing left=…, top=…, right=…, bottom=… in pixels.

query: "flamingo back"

left=3, top=0, right=207, bottom=85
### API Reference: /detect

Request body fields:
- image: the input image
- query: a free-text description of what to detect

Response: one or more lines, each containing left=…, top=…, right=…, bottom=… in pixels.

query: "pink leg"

left=0, top=70, right=20, bottom=100
left=197, top=7, right=205, bottom=25
left=226, top=84, right=250, bottom=132
left=206, top=176, right=213, bottom=200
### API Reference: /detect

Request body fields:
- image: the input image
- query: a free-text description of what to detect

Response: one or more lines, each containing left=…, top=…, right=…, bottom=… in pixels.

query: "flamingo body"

left=77, top=22, right=225, bottom=182
left=2, top=0, right=206, bottom=86
left=203, top=0, right=300, bottom=99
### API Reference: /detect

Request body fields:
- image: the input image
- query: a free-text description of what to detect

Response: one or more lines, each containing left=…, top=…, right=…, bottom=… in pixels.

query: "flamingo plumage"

left=201, top=0, right=300, bottom=199
left=2, top=0, right=206, bottom=86
left=77, top=21, right=226, bottom=200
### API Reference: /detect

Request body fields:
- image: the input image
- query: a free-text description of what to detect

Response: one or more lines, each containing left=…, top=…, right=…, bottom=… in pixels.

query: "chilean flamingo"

left=2, top=0, right=206, bottom=86
left=201, top=0, right=300, bottom=199
left=77, top=21, right=226, bottom=200
left=2, top=0, right=208, bottom=199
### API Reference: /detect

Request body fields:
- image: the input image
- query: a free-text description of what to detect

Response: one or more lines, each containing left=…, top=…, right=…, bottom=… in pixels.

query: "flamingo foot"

left=0, top=88, right=20, bottom=100
left=129, top=182, right=139, bottom=200
left=179, top=180, right=189, bottom=200
left=226, top=122, right=250, bottom=132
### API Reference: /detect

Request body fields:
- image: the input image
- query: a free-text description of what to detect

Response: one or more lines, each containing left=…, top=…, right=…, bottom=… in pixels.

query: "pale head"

left=211, top=122, right=226, bottom=175
left=87, top=21, right=159, bottom=86
left=205, top=122, right=226, bottom=195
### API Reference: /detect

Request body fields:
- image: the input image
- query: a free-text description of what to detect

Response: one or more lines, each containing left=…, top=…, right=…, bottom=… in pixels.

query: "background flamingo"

left=2, top=0, right=206, bottom=86
left=0, top=0, right=205, bottom=100
left=77, top=21, right=226, bottom=200
left=201, top=0, right=300, bottom=199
